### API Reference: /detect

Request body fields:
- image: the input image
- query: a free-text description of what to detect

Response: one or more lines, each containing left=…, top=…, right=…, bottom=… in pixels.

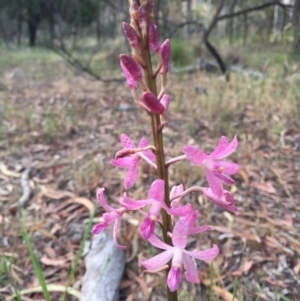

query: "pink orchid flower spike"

left=120, top=179, right=192, bottom=240
left=183, top=136, right=239, bottom=198
left=92, top=188, right=127, bottom=249
left=141, top=219, right=219, bottom=292
left=111, top=134, right=156, bottom=190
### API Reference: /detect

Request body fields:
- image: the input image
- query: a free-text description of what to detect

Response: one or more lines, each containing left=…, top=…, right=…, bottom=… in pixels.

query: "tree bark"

left=28, top=19, right=38, bottom=47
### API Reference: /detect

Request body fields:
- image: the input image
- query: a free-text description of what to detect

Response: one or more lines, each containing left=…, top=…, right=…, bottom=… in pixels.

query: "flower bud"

left=160, top=39, right=171, bottom=74
left=160, top=94, right=170, bottom=111
left=122, top=22, right=141, bottom=51
left=120, top=61, right=137, bottom=90
left=148, top=23, right=160, bottom=53
left=142, top=91, right=165, bottom=114
left=120, top=54, right=142, bottom=82
left=138, top=5, right=148, bottom=42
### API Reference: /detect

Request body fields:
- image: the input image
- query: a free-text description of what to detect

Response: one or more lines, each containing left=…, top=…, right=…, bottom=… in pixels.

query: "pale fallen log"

left=80, top=231, right=125, bottom=301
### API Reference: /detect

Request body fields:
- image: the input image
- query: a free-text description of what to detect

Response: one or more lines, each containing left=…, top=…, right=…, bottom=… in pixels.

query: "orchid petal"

left=205, top=168, right=223, bottom=198
left=209, top=136, right=229, bottom=158
left=123, top=157, right=139, bottom=189
left=219, top=161, right=240, bottom=175
left=214, top=172, right=235, bottom=185
left=148, top=179, right=165, bottom=202
left=120, top=194, right=153, bottom=210
left=202, top=188, right=237, bottom=212
left=165, top=203, right=192, bottom=217
left=189, top=225, right=212, bottom=235
left=141, top=250, right=174, bottom=270
left=214, top=135, right=238, bottom=159
left=91, top=222, right=108, bottom=234
left=172, top=220, right=189, bottom=249
left=111, top=157, right=134, bottom=168
left=103, top=211, right=120, bottom=224
left=113, top=218, right=127, bottom=249
left=167, top=266, right=182, bottom=292
left=148, top=234, right=172, bottom=250
left=140, top=216, right=156, bottom=240
left=184, top=244, right=219, bottom=262
left=183, top=254, right=199, bottom=283
left=138, top=137, right=156, bottom=161
left=170, top=184, right=184, bottom=207
left=183, top=145, right=207, bottom=165
left=96, top=188, right=115, bottom=212
left=120, top=133, right=136, bottom=148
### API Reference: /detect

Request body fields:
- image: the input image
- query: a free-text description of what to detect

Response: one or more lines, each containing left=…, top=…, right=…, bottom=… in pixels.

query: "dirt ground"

left=0, top=52, right=300, bottom=301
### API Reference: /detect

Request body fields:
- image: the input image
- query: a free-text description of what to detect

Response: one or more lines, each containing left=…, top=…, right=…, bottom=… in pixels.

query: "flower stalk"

left=91, top=1, right=239, bottom=299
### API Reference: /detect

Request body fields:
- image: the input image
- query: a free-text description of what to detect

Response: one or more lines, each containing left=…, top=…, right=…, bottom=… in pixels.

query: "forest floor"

left=0, top=45, right=300, bottom=301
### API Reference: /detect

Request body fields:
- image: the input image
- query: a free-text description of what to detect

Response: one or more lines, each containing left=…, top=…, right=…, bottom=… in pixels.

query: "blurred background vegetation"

left=0, top=0, right=299, bottom=76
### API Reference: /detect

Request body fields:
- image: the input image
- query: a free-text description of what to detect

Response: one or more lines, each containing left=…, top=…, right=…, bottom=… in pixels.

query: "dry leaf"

left=0, top=163, right=21, bottom=178
left=202, top=279, right=239, bottom=301
left=40, top=256, right=66, bottom=266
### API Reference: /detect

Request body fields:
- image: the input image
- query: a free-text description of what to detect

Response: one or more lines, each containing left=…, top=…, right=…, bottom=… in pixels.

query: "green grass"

left=21, top=211, right=51, bottom=301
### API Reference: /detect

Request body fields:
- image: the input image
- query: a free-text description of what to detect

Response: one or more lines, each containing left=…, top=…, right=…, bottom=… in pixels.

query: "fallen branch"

left=18, top=167, right=32, bottom=208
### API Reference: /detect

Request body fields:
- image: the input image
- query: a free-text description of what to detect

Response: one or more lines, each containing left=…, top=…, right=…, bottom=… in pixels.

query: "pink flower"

left=160, top=94, right=170, bottom=111
left=170, top=184, right=184, bottom=208
left=200, top=187, right=237, bottom=212
left=120, top=61, right=137, bottom=90
left=120, top=179, right=192, bottom=239
left=183, top=136, right=239, bottom=198
left=148, top=23, right=160, bottom=53
left=91, top=188, right=127, bottom=249
left=120, top=54, right=142, bottom=82
left=180, top=209, right=212, bottom=234
left=142, top=91, right=165, bottom=114
left=122, top=22, right=141, bottom=51
left=111, top=134, right=156, bottom=190
left=160, top=39, right=171, bottom=74
left=141, top=219, right=219, bottom=292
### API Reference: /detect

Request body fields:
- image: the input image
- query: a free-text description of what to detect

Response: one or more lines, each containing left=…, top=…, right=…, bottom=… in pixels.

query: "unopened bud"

left=120, top=54, right=142, bottom=82
left=148, top=23, right=160, bottom=53
left=115, top=148, right=137, bottom=159
left=142, top=91, right=165, bottom=114
left=160, top=39, right=171, bottom=74
left=160, top=94, right=170, bottom=111
left=138, top=6, right=148, bottom=42
left=122, top=22, right=141, bottom=51
left=120, top=61, right=137, bottom=90
left=129, top=0, right=139, bottom=23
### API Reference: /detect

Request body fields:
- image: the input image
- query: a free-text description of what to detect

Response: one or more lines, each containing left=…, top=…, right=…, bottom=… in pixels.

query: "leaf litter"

left=0, top=61, right=299, bottom=301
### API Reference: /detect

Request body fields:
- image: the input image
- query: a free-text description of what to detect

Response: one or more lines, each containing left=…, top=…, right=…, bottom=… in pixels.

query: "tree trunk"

left=28, top=19, right=38, bottom=47
left=273, top=4, right=280, bottom=42
left=185, top=0, right=192, bottom=38
left=17, top=17, right=22, bottom=46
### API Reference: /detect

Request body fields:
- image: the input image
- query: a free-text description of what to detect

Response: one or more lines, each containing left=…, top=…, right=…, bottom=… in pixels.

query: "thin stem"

left=165, top=155, right=187, bottom=167
left=140, top=33, right=178, bottom=301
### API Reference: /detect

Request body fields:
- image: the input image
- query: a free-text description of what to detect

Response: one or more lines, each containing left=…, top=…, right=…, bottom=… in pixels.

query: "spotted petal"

left=183, top=145, right=207, bottom=165
left=141, top=250, right=174, bottom=270
left=120, top=133, right=135, bottom=148
left=184, top=244, right=219, bottom=262
left=183, top=254, right=199, bottom=283
left=205, top=168, right=223, bottom=198
left=214, top=136, right=238, bottom=159
left=148, top=179, right=165, bottom=202
left=123, top=157, right=139, bottom=189
left=172, top=219, right=189, bottom=249
left=96, top=188, right=115, bottom=212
